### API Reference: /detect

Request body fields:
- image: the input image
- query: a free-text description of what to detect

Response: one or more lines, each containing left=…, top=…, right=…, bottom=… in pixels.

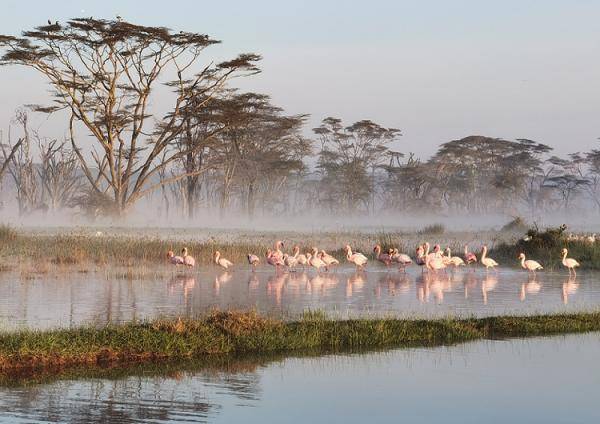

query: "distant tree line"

left=0, top=17, right=598, bottom=220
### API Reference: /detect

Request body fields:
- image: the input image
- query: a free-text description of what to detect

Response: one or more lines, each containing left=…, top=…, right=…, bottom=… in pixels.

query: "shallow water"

left=0, top=266, right=598, bottom=329
left=0, top=333, right=598, bottom=423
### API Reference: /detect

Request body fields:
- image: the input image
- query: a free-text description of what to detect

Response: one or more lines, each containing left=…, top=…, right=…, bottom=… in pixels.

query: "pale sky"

left=1, top=0, right=599, bottom=158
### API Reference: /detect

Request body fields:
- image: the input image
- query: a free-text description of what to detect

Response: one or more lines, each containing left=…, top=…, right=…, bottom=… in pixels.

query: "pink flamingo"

left=167, top=250, right=184, bottom=266
left=181, top=247, right=195, bottom=267
left=518, top=253, right=543, bottom=275
left=266, top=249, right=284, bottom=272
left=272, top=240, right=285, bottom=261
left=307, top=251, right=327, bottom=273
left=464, top=245, right=477, bottom=266
left=416, top=244, right=426, bottom=271
left=373, top=245, right=392, bottom=267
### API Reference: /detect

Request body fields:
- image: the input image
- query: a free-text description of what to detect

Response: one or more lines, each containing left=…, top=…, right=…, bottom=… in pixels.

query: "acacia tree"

left=0, top=18, right=259, bottom=216
left=1, top=110, right=41, bottom=215
left=314, top=118, right=401, bottom=212
left=37, top=138, right=83, bottom=211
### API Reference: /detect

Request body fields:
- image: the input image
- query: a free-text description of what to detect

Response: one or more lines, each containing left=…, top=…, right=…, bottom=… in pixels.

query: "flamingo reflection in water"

left=416, top=273, right=450, bottom=304
left=213, top=271, right=232, bottom=296
left=463, top=272, right=478, bottom=299
left=346, top=273, right=366, bottom=298
left=519, top=275, right=542, bottom=302
left=247, top=273, right=260, bottom=291
left=481, top=274, right=498, bottom=305
left=167, top=275, right=196, bottom=310
left=562, top=277, right=579, bottom=305
left=266, top=273, right=287, bottom=306
left=376, top=274, right=411, bottom=297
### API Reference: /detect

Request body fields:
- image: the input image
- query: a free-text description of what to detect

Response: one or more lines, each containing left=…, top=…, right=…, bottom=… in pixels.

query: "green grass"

left=490, top=225, right=600, bottom=270
left=1, top=310, right=599, bottom=375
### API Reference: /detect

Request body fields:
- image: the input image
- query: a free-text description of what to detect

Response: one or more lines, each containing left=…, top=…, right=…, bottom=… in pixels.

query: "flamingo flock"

left=165, top=240, right=583, bottom=278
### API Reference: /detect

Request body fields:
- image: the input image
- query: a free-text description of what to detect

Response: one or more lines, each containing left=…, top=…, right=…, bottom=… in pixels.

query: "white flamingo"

left=214, top=251, right=233, bottom=269
left=284, top=253, right=298, bottom=271
left=561, top=248, right=580, bottom=277
left=247, top=254, right=260, bottom=271
left=480, top=245, right=498, bottom=273
left=344, top=245, right=368, bottom=270
left=389, top=248, right=412, bottom=272
left=444, top=247, right=465, bottom=268
left=307, top=252, right=326, bottom=273
left=518, top=253, right=543, bottom=275
left=294, top=246, right=309, bottom=268
left=181, top=247, right=195, bottom=267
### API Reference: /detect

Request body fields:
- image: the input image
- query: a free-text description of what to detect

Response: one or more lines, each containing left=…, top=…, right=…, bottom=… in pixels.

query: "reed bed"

left=0, top=225, right=515, bottom=269
left=0, top=310, right=599, bottom=374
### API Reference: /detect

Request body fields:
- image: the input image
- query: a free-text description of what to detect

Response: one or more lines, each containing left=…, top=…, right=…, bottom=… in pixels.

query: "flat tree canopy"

left=0, top=18, right=260, bottom=216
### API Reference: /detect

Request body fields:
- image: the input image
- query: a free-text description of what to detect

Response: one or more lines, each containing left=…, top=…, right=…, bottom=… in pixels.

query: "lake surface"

left=0, top=332, right=598, bottom=423
left=0, top=266, right=599, bottom=330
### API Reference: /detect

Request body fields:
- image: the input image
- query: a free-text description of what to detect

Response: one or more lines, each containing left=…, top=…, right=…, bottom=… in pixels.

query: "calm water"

left=0, top=266, right=599, bottom=329
left=0, top=333, right=598, bottom=423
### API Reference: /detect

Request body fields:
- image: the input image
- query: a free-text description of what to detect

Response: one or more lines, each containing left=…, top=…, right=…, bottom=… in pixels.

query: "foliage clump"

left=501, top=216, right=528, bottom=233
left=419, top=223, right=445, bottom=235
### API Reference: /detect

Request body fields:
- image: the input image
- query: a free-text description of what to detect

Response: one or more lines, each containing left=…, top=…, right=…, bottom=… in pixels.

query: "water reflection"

left=1, top=333, right=599, bottom=423
left=0, top=267, right=597, bottom=330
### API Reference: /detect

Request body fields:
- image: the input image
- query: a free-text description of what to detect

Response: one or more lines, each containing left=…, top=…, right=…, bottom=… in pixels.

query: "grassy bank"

left=490, top=226, right=600, bottom=270
left=1, top=310, right=600, bottom=375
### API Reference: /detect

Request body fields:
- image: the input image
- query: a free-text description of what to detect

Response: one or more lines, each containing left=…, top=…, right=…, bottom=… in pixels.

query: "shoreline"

left=1, top=310, right=599, bottom=379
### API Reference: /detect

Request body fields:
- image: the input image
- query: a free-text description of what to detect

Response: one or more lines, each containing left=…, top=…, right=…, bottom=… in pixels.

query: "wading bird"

left=294, top=246, right=308, bottom=268
left=284, top=253, right=298, bottom=271
left=373, top=244, right=392, bottom=267
left=167, top=250, right=184, bottom=266
left=561, top=248, right=580, bottom=277
left=214, top=251, right=233, bottom=269
left=319, top=250, right=339, bottom=271
left=444, top=247, right=465, bottom=268
left=389, top=248, right=412, bottom=272
left=416, top=245, right=426, bottom=271
left=464, top=245, right=477, bottom=267
left=247, top=254, right=260, bottom=271
left=266, top=249, right=285, bottom=272
left=272, top=240, right=285, bottom=261
left=307, top=252, right=327, bottom=273
left=345, top=245, right=368, bottom=270
left=480, top=245, right=498, bottom=273
left=518, top=253, right=543, bottom=275
left=181, top=247, right=195, bottom=267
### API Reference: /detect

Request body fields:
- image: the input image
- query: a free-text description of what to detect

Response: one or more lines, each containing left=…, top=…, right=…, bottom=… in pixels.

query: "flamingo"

left=344, top=245, right=368, bottom=270
left=464, top=245, right=477, bottom=267
left=266, top=249, right=284, bottom=272
left=181, top=247, right=195, bottom=267
left=561, top=248, right=580, bottom=277
left=480, top=245, right=498, bottom=273
left=426, top=249, right=446, bottom=273
left=518, top=253, right=543, bottom=275
left=389, top=248, right=412, bottom=272
left=247, top=254, right=260, bottom=271
left=213, top=251, right=233, bottom=269
left=306, top=252, right=326, bottom=273
left=294, top=246, right=309, bottom=268
left=373, top=244, right=392, bottom=267
left=167, top=250, right=184, bottom=266
left=416, top=244, right=426, bottom=272
left=272, top=240, right=285, bottom=261
left=444, top=248, right=465, bottom=268
left=319, top=249, right=339, bottom=271
left=284, top=253, right=298, bottom=271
